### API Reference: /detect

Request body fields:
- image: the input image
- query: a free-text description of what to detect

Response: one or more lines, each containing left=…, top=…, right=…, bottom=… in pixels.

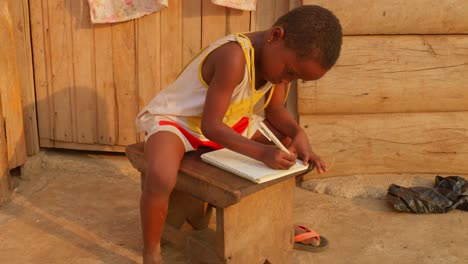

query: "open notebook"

left=201, top=148, right=310, bottom=184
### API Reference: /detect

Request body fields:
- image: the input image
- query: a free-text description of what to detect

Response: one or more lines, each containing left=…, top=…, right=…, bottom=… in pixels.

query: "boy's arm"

left=264, top=83, right=301, bottom=138
left=265, top=83, right=327, bottom=173
left=200, top=43, right=296, bottom=169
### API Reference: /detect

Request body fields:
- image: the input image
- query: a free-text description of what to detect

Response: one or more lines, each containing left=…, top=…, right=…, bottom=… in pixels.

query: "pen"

left=258, top=121, right=291, bottom=154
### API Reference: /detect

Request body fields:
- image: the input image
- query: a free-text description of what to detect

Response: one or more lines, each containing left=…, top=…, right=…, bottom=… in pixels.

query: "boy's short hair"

left=274, top=5, right=343, bottom=69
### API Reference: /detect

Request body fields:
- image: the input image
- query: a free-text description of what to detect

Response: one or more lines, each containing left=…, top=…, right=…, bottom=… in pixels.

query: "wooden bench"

left=126, top=143, right=311, bottom=264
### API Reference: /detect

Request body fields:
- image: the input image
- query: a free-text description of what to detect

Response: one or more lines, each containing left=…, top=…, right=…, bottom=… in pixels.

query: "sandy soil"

left=0, top=149, right=466, bottom=264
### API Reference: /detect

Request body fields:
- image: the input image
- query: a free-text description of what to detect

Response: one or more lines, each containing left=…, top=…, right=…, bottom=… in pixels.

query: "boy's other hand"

left=307, top=152, right=327, bottom=174
left=289, top=130, right=328, bottom=174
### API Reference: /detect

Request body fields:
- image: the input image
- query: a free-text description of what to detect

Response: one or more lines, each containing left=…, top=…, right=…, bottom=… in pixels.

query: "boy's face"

left=261, top=28, right=328, bottom=84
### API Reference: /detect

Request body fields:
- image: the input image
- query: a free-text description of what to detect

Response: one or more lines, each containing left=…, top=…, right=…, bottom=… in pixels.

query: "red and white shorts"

left=145, top=115, right=264, bottom=152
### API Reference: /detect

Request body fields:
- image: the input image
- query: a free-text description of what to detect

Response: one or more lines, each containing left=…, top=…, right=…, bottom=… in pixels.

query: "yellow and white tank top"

left=136, top=34, right=274, bottom=140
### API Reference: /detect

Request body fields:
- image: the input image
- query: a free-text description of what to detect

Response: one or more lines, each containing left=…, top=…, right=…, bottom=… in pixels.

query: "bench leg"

left=163, top=191, right=222, bottom=263
left=215, top=178, right=295, bottom=264
left=166, top=189, right=213, bottom=230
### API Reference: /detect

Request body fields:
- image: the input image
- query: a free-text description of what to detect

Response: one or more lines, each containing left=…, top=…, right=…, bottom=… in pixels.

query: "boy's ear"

left=270, top=26, right=285, bottom=42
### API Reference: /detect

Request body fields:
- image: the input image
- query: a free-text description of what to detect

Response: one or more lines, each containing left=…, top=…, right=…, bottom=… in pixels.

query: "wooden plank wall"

left=0, top=93, right=9, bottom=204
left=28, top=0, right=291, bottom=152
left=300, top=1, right=468, bottom=178
left=10, top=0, right=38, bottom=157
left=0, top=0, right=27, bottom=169
left=0, top=0, right=14, bottom=202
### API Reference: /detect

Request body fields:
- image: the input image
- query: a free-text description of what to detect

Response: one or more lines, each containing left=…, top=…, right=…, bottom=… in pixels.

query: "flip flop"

left=293, top=225, right=329, bottom=252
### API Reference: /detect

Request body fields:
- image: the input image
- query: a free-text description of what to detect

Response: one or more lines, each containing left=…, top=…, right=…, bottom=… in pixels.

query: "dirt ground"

left=0, top=149, right=466, bottom=264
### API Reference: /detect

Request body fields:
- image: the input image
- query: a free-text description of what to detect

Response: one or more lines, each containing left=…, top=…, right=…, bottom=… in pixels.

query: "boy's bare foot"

left=294, top=225, right=320, bottom=246
left=143, top=246, right=162, bottom=264
left=143, top=253, right=162, bottom=264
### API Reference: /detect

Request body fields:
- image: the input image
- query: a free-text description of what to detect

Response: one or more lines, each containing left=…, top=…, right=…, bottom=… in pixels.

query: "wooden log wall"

left=0, top=0, right=27, bottom=170
left=301, top=1, right=468, bottom=178
left=303, top=0, right=468, bottom=35
left=28, top=0, right=291, bottom=152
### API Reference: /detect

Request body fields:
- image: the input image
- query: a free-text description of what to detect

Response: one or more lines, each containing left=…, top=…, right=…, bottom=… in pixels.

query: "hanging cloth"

left=211, top=0, right=257, bottom=11
left=88, top=0, right=168, bottom=24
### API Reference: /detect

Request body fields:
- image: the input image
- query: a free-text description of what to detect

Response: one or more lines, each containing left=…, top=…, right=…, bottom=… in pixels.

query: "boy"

left=136, top=5, right=342, bottom=263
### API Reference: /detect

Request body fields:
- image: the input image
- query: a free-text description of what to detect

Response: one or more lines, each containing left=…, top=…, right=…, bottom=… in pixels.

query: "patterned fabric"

left=211, top=0, right=257, bottom=11
left=136, top=34, right=273, bottom=144
left=88, top=0, right=168, bottom=24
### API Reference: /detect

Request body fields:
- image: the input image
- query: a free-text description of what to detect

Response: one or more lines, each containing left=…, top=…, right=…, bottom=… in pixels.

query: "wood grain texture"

left=136, top=12, right=161, bottom=142
left=253, top=0, right=290, bottom=31
left=0, top=93, right=10, bottom=204
left=217, top=179, right=294, bottom=263
left=298, top=35, right=468, bottom=114
left=126, top=143, right=306, bottom=207
left=303, top=0, right=468, bottom=34
left=202, top=0, right=226, bottom=48
left=30, top=0, right=52, bottom=144
left=112, top=21, right=138, bottom=146
left=10, top=0, right=39, bottom=155
left=94, top=24, right=117, bottom=145
left=227, top=8, right=250, bottom=35
left=254, top=0, right=276, bottom=30
left=182, top=0, right=202, bottom=66
left=289, top=0, right=301, bottom=10
left=137, top=12, right=161, bottom=110
left=0, top=3, right=11, bottom=200
left=0, top=0, right=27, bottom=168
left=160, top=0, right=183, bottom=88
left=300, top=112, right=468, bottom=179
left=48, top=0, right=74, bottom=142
left=71, top=0, right=96, bottom=144
left=31, top=0, right=253, bottom=152
left=40, top=139, right=125, bottom=152
left=274, top=0, right=289, bottom=20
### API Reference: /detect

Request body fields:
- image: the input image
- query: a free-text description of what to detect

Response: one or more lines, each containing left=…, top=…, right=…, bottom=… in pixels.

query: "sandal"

left=293, top=225, right=329, bottom=252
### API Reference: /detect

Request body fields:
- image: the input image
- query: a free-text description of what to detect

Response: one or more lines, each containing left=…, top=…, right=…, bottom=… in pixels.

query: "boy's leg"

left=141, top=131, right=186, bottom=264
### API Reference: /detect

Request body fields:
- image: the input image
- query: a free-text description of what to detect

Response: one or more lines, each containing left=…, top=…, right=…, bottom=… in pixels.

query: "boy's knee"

left=143, top=167, right=177, bottom=196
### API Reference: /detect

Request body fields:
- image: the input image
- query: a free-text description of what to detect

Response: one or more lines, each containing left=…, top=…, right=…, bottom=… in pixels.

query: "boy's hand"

left=261, top=145, right=297, bottom=170
left=305, top=151, right=327, bottom=174
left=289, top=130, right=327, bottom=174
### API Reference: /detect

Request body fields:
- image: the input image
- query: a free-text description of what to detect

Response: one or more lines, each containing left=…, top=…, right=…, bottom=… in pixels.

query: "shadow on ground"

left=0, top=150, right=467, bottom=264
left=0, top=149, right=187, bottom=264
